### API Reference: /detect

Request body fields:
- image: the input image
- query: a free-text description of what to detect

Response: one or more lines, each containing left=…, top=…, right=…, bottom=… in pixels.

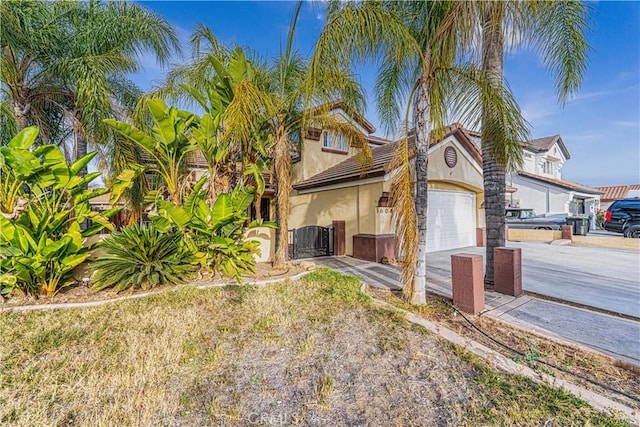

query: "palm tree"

left=310, top=1, right=527, bottom=303
left=144, top=4, right=370, bottom=269
left=0, top=0, right=179, bottom=176
left=0, top=1, right=69, bottom=141
left=479, top=1, right=589, bottom=284
left=266, top=2, right=371, bottom=269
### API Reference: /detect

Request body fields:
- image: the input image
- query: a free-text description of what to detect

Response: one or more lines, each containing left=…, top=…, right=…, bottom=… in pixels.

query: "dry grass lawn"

left=0, top=269, right=632, bottom=426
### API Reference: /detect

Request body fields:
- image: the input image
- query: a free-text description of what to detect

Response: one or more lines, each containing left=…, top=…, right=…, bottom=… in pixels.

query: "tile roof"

left=293, top=125, right=481, bottom=191
left=517, top=171, right=602, bottom=195
left=593, top=184, right=640, bottom=201
left=521, top=135, right=571, bottom=159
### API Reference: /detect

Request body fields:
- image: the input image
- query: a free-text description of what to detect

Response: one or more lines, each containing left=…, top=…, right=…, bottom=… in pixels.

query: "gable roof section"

left=517, top=171, right=601, bottom=195
left=293, top=125, right=481, bottom=191
left=521, top=135, right=571, bottom=159
left=593, top=184, right=640, bottom=201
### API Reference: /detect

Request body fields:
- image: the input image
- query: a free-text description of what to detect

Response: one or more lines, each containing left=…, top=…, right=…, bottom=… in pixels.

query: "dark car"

left=505, top=208, right=568, bottom=230
left=603, top=198, right=640, bottom=238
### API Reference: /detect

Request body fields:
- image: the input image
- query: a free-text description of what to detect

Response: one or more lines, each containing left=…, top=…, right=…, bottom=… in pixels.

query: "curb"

left=0, top=270, right=315, bottom=313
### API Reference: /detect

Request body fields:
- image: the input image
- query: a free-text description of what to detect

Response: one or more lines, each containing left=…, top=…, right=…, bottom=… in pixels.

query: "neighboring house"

left=593, top=184, right=640, bottom=211
left=290, top=108, right=485, bottom=261
left=505, top=135, right=601, bottom=226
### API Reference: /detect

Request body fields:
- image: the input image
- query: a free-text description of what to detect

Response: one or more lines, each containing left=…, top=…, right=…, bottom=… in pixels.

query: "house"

left=593, top=184, right=640, bottom=211
left=289, top=105, right=485, bottom=261
left=505, top=135, right=601, bottom=227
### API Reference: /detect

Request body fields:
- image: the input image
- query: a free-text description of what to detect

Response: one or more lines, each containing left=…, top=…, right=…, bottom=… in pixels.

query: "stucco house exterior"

left=288, top=105, right=485, bottom=261
left=505, top=135, right=601, bottom=226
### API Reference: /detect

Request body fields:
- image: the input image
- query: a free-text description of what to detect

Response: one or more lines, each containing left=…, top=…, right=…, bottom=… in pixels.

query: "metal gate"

left=288, top=225, right=334, bottom=259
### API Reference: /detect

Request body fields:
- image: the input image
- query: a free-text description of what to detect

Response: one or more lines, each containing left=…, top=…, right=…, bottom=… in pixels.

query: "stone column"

left=494, top=247, right=522, bottom=297
left=451, top=254, right=485, bottom=315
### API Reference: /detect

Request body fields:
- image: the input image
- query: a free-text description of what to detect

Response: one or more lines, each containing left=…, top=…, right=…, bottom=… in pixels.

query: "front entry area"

left=426, top=190, right=476, bottom=252
left=288, top=225, right=334, bottom=259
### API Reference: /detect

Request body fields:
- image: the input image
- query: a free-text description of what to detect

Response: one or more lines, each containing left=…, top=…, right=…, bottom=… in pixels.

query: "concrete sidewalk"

left=312, top=255, right=640, bottom=367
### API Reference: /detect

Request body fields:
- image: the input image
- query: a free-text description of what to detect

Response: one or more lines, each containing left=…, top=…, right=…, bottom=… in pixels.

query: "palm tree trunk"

left=74, top=110, right=88, bottom=177
left=409, top=76, right=431, bottom=305
left=481, top=3, right=506, bottom=285
left=13, top=101, right=29, bottom=131
left=272, top=128, right=291, bottom=269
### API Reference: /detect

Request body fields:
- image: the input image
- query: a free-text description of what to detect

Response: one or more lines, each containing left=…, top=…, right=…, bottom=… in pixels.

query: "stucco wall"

left=292, top=110, right=369, bottom=184
left=508, top=173, right=569, bottom=213
left=290, top=182, right=384, bottom=256
left=428, top=139, right=483, bottom=192
left=244, top=227, right=276, bottom=263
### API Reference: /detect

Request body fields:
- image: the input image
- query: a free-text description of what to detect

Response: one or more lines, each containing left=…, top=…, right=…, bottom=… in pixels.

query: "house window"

left=542, top=160, right=554, bottom=174
left=322, top=132, right=348, bottom=152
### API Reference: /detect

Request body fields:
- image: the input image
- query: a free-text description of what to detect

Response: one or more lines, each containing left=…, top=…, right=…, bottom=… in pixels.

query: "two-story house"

left=506, top=135, right=601, bottom=226
left=288, top=104, right=486, bottom=262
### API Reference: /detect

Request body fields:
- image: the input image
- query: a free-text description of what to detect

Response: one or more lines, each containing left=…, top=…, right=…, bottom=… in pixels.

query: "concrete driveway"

left=426, top=241, right=640, bottom=319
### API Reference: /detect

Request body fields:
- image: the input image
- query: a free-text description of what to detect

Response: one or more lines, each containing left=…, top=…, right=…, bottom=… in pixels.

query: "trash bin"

left=567, top=216, right=589, bottom=236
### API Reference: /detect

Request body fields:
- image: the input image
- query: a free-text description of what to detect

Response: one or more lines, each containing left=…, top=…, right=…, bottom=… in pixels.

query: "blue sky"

left=132, top=1, right=639, bottom=187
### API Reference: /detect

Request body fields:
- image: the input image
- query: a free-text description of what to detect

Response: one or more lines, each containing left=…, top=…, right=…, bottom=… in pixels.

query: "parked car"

left=505, top=208, right=567, bottom=230
left=602, top=198, right=640, bottom=238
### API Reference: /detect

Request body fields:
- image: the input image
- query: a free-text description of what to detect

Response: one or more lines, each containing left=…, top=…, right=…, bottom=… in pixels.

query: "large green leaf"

left=60, top=254, right=87, bottom=273
left=180, top=83, right=209, bottom=112
left=41, top=237, right=70, bottom=259
left=103, top=119, right=156, bottom=153
left=210, top=194, right=234, bottom=226
left=231, top=185, right=256, bottom=212
left=70, top=151, right=98, bottom=175
left=8, top=126, right=38, bottom=150
left=75, top=187, right=109, bottom=205
left=157, top=200, right=191, bottom=230
left=108, top=168, right=135, bottom=205
left=147, top=99, right=176, bottom=146
left=0, top=216, right=16, bottom=242
left=67, top=222, right=83, bottom=253
left=84, top=211, right=115, bottom=232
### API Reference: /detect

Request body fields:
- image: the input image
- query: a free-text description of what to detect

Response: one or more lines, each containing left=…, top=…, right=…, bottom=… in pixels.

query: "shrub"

left=150, top=178, right=274, bottom=281
left=91, top=223, right=199, bottom=292
left=0, top=127, right=132, bottom=297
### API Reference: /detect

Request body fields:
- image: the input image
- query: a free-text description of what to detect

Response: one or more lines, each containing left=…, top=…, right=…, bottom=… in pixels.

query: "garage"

left=426, top=190, right=476, bottom=252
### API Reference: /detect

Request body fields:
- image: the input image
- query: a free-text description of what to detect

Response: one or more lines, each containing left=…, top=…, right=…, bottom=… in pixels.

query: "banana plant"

left=0, top=129, right=133, bottom=297
left=0, top=126, right=49, bottom=216
left=149, top=176, right=275, bottom=280
left=104, top=99, right=198, bottom=206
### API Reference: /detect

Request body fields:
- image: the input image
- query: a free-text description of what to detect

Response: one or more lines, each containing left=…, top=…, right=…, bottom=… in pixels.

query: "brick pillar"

left=476, top=228, right=486, bottom=247
left=494, top=247, right=522, bottom=297
left=451, top=253, right=485, bottom=315
left=332, top=220, right=345, bottom=256
left=561, top=224, right=573, bottom=240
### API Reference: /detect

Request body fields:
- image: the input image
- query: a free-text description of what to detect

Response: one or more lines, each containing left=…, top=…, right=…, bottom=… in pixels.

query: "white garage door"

left=426, top=190, right=476, bottom=253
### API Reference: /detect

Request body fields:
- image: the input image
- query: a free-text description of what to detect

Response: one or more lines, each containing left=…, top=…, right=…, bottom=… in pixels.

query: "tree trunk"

left=481, top=3, right=506, bottom=285
left=74, top=110, right=88, bottom=177
left=13, top=101, right=29, bottom=132
left=409, top=76, right=431, bottom=305
left=272, top=127, right=291, bottom=269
